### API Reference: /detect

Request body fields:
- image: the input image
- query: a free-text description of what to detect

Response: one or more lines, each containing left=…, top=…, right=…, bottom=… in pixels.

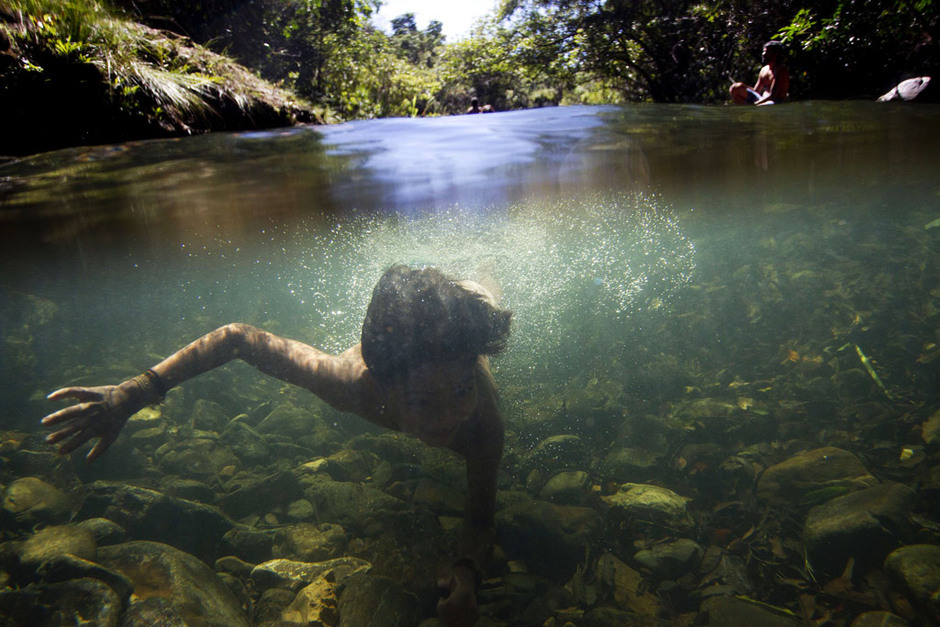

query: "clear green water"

left=1, top=101, right=939, bottom=440
left=2, top=102, right=940, bottom=625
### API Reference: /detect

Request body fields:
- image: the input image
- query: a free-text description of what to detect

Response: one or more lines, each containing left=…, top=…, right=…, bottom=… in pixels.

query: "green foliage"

left=317, top=27, right=443, bottom=118
left=774, top=0, right=938, bottom=97
left=496, top=0, right=938, bottom=102
left=390, top=12, right=444, bottom=67
left=3, top=0, right=935, bottom=148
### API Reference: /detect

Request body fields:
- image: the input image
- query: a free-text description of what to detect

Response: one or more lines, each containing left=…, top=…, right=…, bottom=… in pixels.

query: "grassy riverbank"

left=0, top=0, right=323, bottom=156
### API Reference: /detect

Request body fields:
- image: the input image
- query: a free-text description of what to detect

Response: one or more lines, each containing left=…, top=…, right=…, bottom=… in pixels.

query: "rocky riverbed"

left=2, top=391, right=939, bottom=625
left=2, top=202, right=939, bottom=625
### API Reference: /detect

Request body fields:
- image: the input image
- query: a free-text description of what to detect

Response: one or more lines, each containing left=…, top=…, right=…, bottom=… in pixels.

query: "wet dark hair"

left=361, top=265, right=512, bottom=383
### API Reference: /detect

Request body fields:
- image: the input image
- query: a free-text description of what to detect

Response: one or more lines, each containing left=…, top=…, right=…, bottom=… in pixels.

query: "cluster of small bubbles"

left=281, top=192, right=696, bottom=380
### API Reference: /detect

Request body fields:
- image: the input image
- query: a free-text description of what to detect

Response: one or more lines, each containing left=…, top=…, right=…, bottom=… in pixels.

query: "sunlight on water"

left=283, top=192, right=696, bottom=381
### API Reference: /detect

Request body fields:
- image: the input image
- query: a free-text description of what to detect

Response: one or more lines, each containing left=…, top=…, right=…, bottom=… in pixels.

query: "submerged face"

left=394, top=360, right=478, bottom=446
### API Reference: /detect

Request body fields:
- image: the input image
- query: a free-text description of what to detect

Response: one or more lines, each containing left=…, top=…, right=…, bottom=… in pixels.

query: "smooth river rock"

left=496, top=496, right=602, bottom=582
left=757, top=446, right=877, bottom=506
left=884, top=544, right=940, bottom=623
left=0, top=577, right=122, bottom=626
left=803, top=481, right=917, bottom=577
left=97, top=540, right=250, bottom=627
left=272, top=523, right=348, bottom=563
left=1, top=476, right=71, bottom=527
left=16, top=524, right=97, bottom=570
left=75, top=481, right=238, bottom=563
left=250, top=556, right=372, bottom=593
left=602, top=483, right=694, bottom=535
left=336, top=572, right=419, bottom=627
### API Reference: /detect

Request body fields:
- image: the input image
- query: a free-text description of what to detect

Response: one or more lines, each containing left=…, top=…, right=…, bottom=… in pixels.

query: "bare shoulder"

left=263, top=339, right=382, bottom=418
left=325, top=344, right=385, bottom=415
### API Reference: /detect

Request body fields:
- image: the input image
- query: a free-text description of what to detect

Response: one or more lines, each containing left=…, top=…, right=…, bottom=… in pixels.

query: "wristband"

left=130, top=369, right=167, bottom=403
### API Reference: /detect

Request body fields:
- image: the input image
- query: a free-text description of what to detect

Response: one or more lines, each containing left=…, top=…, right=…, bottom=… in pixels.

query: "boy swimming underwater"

left=42, top=264, right=512, bottom=626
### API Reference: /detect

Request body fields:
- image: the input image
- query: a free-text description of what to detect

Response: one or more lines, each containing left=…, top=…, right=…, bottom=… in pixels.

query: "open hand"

left=41, top=383, right=140, bottom=462
left=437, top=563, right=479, bottom=627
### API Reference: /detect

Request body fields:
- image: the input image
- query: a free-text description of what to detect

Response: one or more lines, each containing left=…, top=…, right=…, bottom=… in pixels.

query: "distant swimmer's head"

left=762, top=40, right=784, bottom=63
left=361, top=264, right=512, bottom=384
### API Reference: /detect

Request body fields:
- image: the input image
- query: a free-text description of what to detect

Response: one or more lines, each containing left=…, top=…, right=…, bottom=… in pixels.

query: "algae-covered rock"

left=850, top=611, right=909, bottom=627
left=35, top=553, right=134, bottom=604
left=342, top=432, right=426, bottom=465
left=670, top=397, right=740, bottom=424
left=884, top=544, right=940, bottom=623
left=539, top=470, right=593, bottom=506
left=698, top=594, right=800, bottom=626
left=16, top=524, right=97, bottom=569
left=600, top=447, right=665, bottom=483
left=155, top=437, right=241, bottom=478
left=410, top=476, right=465, bottom=516
left=162, top=478, right=216, bottom=503
left=336, top=572, right=419, bottom=627
left=322, top=448, right=377, bottom=483
left=98, top=541, right=249, bottom=627
left=272, top=523, right=347, bottom=563
left=220, top=524, right=275, bottom=564
left=496, top=496, right=602, bottom=582
left=280, top=573, right=339, bottom=627
left=219, top=420, right=273, bottom=468
left=250, top=557, right=371, bottom=593
left=2, top=476, right=72, bottom=527
left=668, top=396, right=772, bottom=441
left=6, top=447, right=65, bottom=481
left=0, top=578, right=122, bottom=627
left=564, top=378, right=625, bottom=435
left=218, top=471, right=303, bottom=520
left=120, top=597, right=187, bottom=626
left=285, top=499, right=316, bottom=521
left=75, top=517, right=126, bottom=546
left=582, top=605, right=649, bottom=626
left=632, top=538, right=704, bottom=581
left=922, top=409, right=940, bottom=444
left=256, top=404, right=325, bottom=440
left=190, top=399, right=231, bottom=432
left=590, top=552, right=663, bottom=618
left=756, top=447, right=876, bottom=506
left=523, top=435, right=590, bottom=475
left=602, top=483, right=694, bottom=535
left=124, top=405, right=164, bottom=434
left=302, top=475, right=410, bottom=536
left=75, top=481, right=237, bottom=563
left=803, top=481, right=916, bottom=577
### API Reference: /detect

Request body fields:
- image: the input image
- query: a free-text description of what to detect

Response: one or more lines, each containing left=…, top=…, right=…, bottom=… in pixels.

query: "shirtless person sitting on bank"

left=41, top=264, right=512, bottom=627
left=730, top=40, right=790, bottom=106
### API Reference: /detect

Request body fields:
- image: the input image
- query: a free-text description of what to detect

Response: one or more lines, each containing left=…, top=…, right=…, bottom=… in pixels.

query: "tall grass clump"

left=2, top=0, right=218, bottom=124
left=1, top=0, right=313, bottom=153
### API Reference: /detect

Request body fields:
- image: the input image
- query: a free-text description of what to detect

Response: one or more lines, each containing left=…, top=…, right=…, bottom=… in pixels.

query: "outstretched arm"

left=42, top=323, right=373, bottom=461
